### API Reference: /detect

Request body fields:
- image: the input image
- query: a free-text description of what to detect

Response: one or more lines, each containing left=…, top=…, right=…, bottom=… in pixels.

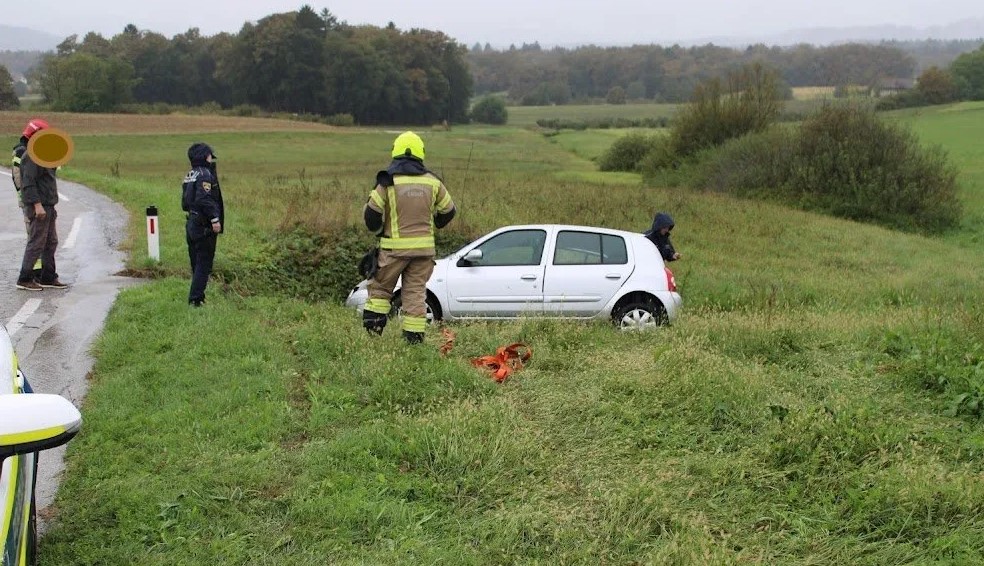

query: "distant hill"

left=0, top=25, right=61, bottom=51
left=683, top=18, right=984, bottom=47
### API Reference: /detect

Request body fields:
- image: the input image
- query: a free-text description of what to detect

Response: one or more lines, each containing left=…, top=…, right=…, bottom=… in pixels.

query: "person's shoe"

left=403, top=331, right=425, bottom=344
left=190, top=300, right=204, bottom=308
left=39, top=279, right=68, bottom=289
left=16, top=280, right=43, bottom=291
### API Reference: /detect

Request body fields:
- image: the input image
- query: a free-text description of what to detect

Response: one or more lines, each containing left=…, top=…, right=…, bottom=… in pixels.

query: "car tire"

left=390, top=292, right=443, bottom=323
left=613, top=299, right=667, bottom=330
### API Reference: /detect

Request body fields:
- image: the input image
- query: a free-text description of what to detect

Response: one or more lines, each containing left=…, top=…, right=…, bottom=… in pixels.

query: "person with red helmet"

left=11, top=119, right=51, bottom=282
left=15, top=118, right=67, bottom=291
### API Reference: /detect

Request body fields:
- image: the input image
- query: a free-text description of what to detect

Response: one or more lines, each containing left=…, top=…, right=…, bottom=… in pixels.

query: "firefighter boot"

left=362, top=310, right=388, bottom=335
left=403, top=330, right=424, bottom=344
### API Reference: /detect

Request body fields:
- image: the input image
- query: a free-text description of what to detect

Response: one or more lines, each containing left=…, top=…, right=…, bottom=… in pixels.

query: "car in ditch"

left=1, top=325, right=82, bottom=566
left=346, top=224, right=682, bottom=329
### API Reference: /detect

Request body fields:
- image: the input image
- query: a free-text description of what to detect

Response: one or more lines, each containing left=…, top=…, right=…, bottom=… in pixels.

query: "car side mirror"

left=457, top=248, right=483, bottom=267
left=0, top=394, right=82, bottom=458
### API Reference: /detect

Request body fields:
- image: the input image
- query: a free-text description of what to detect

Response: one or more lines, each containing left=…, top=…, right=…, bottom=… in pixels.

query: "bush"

left=689, top=104, right=962, bottom=233
left=470, top=95, right=508, bottom=125
left=670, top=63, right=782, bottom=158
left=325, top=113, right=355, bottom=127
left=794, top=104, right=960, bottom=232
left=230, top=104, right=262, bottom=117
left=606, top=86, right=627, bottom=105
left=597, top=133, right=657, bottom=172
left=690, top=127, right=797, bottom=196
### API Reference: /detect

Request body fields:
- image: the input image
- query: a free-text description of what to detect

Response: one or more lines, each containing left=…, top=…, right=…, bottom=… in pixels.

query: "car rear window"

left=553, top=231, right=627, bottom=265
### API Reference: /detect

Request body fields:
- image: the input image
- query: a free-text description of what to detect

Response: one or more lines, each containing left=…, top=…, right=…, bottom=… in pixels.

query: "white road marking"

left=0, top=170, right=10, bottom=177
left=7, top=298, right=42, bottom=336
left=62, top=217, right=82, bottom=249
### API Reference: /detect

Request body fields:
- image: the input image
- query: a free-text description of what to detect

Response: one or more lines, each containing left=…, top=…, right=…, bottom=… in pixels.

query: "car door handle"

left=520, top=274, right=538, bottom=281
left=605, top=273, right=623, bottom=279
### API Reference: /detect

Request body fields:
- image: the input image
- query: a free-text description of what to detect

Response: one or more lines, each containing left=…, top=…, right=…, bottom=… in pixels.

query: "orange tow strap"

left=438, top=327, right=531, bottom=383
left=470, top=343, right=532, bottom=383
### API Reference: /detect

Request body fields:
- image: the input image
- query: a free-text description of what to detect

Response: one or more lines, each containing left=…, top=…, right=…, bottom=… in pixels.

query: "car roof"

left=496, top=224, right=644, bottom=238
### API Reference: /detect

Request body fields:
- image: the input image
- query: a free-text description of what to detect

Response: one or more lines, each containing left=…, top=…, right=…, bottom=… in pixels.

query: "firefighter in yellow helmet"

left=362, top=131, right=456, bottom=344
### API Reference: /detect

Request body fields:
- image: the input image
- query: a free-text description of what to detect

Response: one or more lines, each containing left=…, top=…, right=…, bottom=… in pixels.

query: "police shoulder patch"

left=202, top=182, right=212, bottom=192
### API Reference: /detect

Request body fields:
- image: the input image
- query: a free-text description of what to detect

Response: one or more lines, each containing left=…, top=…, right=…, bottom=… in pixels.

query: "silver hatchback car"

left=346, top=224, right=682, bottom=329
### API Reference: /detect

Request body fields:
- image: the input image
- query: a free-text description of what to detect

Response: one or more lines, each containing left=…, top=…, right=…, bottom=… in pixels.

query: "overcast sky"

left=5, top=0, right=983, bottom=47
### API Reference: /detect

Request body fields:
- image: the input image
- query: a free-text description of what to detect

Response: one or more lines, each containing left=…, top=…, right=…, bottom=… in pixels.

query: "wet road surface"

left=1, top=167, right=142, bottom=526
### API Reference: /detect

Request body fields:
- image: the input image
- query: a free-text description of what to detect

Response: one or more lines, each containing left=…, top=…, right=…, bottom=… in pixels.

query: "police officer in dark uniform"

left=181, top=142, right=224, bottom=307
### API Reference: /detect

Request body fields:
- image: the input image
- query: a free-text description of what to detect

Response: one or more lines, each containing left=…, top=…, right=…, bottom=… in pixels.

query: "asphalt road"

left=0, top=167, right=140, bottom=527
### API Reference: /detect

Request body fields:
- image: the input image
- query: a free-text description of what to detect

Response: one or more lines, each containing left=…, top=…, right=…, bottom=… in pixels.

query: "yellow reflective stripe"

left=380, top=236, right=435, bottom=249
left=0, top=425, right=68, bottom=447
left=402, top=316, right=427, bottom=332
left=435, top=192, right=453, bottom=212
left=0, top=456, right=18, bottom=551
left=386, top=186, right=400, bottom=239
left=11, top=156, right=21, bottom=166
left=368, top=190, right=384, bottom=209
left=393, top=176, right=441, bottom=188
left=365, top=298, right=391, bottom=314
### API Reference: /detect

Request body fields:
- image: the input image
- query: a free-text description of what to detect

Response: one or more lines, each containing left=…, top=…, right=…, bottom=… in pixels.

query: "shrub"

left=597, top=133, right=656, bottom=172
left=793, top=104, right=960, bottom=232
left=690, top=127, right=797, bottom=196
left=230, top=104, right=262, bottom=117
left=670, top=63, right=782, bottom=159
left=606, top=86, right=627, bottom=105
left=470, top=95, right=508, bottom=125
left=689, top=104, right=962, bottom=233
left=325, top=113, right=355, bottom=127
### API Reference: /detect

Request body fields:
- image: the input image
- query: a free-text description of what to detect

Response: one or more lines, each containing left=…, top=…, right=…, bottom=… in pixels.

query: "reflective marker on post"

left=146, top=205, right=160, bottom=261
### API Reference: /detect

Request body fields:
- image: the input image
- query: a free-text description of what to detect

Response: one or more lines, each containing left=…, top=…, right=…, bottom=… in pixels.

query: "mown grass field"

left=7, top=101, right=984, bottom=564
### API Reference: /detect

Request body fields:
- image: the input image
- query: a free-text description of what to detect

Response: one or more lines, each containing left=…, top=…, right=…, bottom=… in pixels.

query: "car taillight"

left=665, top=267, right=677, bottom=292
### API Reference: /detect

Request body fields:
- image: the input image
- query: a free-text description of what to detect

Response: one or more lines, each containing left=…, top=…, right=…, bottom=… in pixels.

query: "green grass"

left=38, top=104, right=984, bottom=564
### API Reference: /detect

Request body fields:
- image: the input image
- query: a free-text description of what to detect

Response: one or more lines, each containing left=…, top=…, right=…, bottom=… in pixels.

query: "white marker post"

left=146, top=205, right=160, bottom=262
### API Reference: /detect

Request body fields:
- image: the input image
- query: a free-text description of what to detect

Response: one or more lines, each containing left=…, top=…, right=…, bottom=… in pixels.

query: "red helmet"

left=22, top=118, right=50, bottom=139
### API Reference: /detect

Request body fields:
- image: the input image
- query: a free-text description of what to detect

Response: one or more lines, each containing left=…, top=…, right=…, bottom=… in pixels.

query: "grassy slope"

left=33, top=104, right=984, bottom=564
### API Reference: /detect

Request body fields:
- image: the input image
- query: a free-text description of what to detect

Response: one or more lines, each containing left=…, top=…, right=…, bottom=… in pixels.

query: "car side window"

left=553, top=231, right=627, bottom=265
left=475, top=229, right=547, bottom=266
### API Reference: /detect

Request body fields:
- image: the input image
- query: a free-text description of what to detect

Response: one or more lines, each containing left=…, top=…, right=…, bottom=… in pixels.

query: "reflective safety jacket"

left=365, top=170, right=455, bottom=257
left=10, top=142, right=25, bottom=192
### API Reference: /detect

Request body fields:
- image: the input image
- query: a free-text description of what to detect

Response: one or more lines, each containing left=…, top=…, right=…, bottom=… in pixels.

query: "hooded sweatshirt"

left=644, top=212, right=678, bottom=262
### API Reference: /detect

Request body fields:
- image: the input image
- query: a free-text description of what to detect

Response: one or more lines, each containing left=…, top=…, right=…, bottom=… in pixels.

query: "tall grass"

left=35, top=106, right=984, bottom=564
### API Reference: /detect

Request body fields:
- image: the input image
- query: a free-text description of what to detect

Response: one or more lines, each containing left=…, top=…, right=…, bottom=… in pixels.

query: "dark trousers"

left=187, top=223, right=217, bottom=304
left=19, top=205, right=57, bottom=283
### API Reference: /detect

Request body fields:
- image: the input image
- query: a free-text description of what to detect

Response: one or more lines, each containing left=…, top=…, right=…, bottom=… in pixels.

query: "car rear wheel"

left=390, top=293, right=442, bottom=323
left=613, top=300, right=667, bottom=330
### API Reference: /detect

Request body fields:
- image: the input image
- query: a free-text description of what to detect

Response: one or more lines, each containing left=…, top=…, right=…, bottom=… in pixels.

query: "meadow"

left=4, top=101, right=984, bottom=564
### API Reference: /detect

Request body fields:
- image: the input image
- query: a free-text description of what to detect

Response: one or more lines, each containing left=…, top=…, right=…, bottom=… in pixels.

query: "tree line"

left=2, top=7, right=982, bottom=117
left=26, top=6, right=474, bottom=125
left=467, top=42, right=923, bottom=104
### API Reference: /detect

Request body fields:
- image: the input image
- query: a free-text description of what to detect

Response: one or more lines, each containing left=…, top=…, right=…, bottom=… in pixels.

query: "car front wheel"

left=613, top=300, right=667, bottom=330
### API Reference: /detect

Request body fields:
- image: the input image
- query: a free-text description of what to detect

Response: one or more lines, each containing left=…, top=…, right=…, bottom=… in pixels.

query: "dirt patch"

left=0, top=111, right=336, bottom=135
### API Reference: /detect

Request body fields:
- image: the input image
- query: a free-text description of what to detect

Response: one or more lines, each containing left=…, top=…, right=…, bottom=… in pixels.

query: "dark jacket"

left=18, top=151, right=59, bottom=206
left=182, top=163, right=224, bottom=236
left=644, top=212, right=678, bottom=262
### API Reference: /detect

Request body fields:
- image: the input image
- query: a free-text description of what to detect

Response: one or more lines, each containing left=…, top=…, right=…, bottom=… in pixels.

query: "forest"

left=0, top=4, right=982, bottom=121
